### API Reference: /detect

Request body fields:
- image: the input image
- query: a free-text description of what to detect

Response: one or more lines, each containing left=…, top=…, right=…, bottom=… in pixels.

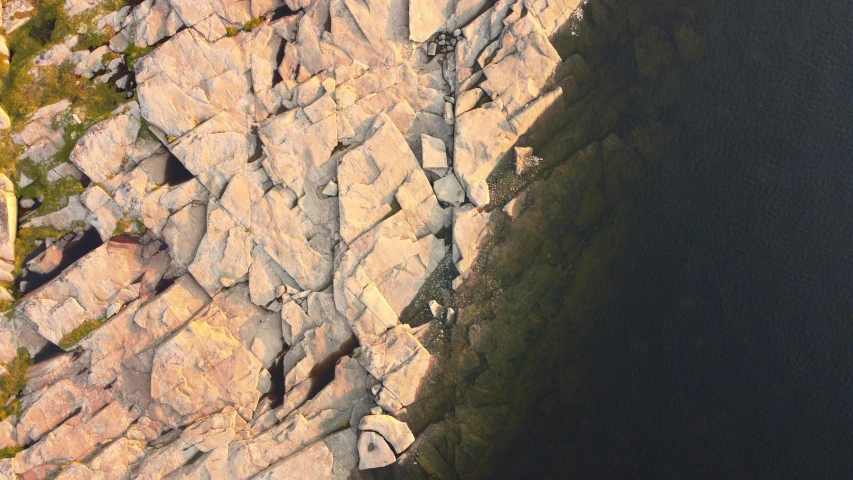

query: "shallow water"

left=489, top=0, right=853, bottom=477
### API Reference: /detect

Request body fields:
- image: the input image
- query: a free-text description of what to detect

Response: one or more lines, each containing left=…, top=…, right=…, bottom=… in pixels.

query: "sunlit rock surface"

left=0, top=0, right=589, bottom=476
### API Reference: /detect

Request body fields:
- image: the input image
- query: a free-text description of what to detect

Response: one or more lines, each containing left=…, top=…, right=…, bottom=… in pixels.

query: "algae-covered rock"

left=634, top=25, right=674, bottom=78
left=675, top=21, right=707, bottom=61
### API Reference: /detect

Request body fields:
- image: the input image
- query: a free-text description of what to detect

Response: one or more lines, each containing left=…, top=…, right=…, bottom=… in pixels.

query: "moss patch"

left=58, top=316, right=107, bottom=350
left=0, top=348, right=33, bottom=422
left=0, top=446, right=23, bottom=459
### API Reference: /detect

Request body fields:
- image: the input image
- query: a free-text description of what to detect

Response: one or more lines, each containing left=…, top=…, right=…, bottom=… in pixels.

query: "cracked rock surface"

left=0, top=0, right=586, bottom=477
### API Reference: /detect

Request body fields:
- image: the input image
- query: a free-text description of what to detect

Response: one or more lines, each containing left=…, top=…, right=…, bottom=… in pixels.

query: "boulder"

left=358, top=414, right=415, bottom=453
left=358, top=431, right=396, bottom=470
left=0, top=174, right=16, bottom=264
left=409, top=0, right=452, bottom=42
left=151, top=319, right=265, bottom=427
left=433, top=174, right=465, bottom=206
left=421, top=134, right=448, bottom=175
left=70, top=113, right=141, bottom=183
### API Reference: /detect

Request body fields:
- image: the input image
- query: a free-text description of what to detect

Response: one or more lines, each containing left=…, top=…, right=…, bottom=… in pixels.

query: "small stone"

left=433, top=174, right=465, bottom=206
left=71, top=113, right=82, bottom=124
left=450, top=37, right=457, bottom=46
left=453, top=29, right=461, bottom=36
left=444, top=102, right=455, bottom=125
left=19, top=199, right=35, bottom=209
left=322, top=181, right=338, bottom=196
left=18, top=173, right=34, bottom=189
left=438, top=39, right=445, bottom=46
left=428, top=300, right=445, bottom=318
left=502, top=191, right=527, bottom=219
left=370, top=384, right=382, bottom=395
left=446, top=307, right=456, bottom=324
left=106, top=302, right=122, bottom=318
left=420, top=134, right=448, bottom=175
left=358, top=414, right=415, bottom=454
left=358, top=431, right=396, bottom=470
left=427, top=42, right=437, bottom=56
left=370, top=406, right=383, bottom=415
left=514, top=147, right=540, bottom=175
left=0, top=108, right=10, bottom=131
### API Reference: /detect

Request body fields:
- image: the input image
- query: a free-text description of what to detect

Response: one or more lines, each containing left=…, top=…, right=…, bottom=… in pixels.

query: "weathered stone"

left=16, top=240, right=167, bottom=345
left=421, top=134, right=448, bottom=175
left=434, top=173, right=465, bottom=206
left=358, top=414, right=415, bottom=453
left=358, top=431, right=396, bottom=470
left=151, top=319, right=265, bottom=427
left=0, top=174, right=16, bottom=265
left=70, top=112, right=141, bottom=183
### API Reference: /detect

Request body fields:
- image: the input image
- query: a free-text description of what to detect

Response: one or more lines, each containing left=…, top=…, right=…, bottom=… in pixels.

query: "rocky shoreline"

left=0, top=0, right=707, bottom=477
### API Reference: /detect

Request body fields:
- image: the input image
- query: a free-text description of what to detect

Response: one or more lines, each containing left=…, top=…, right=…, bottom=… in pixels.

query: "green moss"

left=58, top=317, right=108, bottom=350
left=225, top=27, right=239, bottom=37
left=0, top=348, right=33, bottom=422
left=113, top=218, right=146, bottom=236
left=124, top=43, right=155, bottom=71
left=14, top=225, right=69, bottom=277
left=242, top=17, right=265, bottom=32
left=0, top=446, right=23, bottom=459
left=101, top=50, right=121, bottom=66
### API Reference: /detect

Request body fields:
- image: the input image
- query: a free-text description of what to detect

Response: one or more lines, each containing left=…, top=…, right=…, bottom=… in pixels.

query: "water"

left=493, top=0, right=853, bottom=478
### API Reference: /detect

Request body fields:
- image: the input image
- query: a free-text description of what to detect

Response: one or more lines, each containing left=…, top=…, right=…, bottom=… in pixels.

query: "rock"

left=13, top=100, right=70, bottom=163
left=0, top=107, right=10, bottom=130
left=0, top=418, right=16, bottom=450
left=15, top=239, right=168, bottom=345
left=322, top=181, right=338, bottom=196
left=359, top=325, right=432, bottom=406
left=409, top=0, right=451, bottom=43
left=46, top=162, right=84, bottom=183
left=73, top=45, right=109, bottom=79
left=162, top=203, right=206, bottom=272
left=358, top=414, right=415, bottom=453
left=70, top=112, right=141, bottom=183
left=358, top=431, right=396, bottom=470
left=151, top=319, right=265, bottom=427
left=454, top=103, right=517, bottom=207
left=421, top=134, right=448, bottom=175
left=0, top=175, right=16, bottom=265
left=281, top=292, right=354, bottom=392
left=252, top=429, right=359, bottom=480
left=433, top=174, right=465, bottom=206
left=502, top=191, right=527, bottom=219
left=452, top=204, right=491, bottom=281
left=27, top=244, right=63, bottom=275
left=428, top=299, right=445, bottom=318
left=514, top=146, right=537, bottom=175
left=455, top=87, right=483, bottom=117
left=427, top=42, right=437, bottom=56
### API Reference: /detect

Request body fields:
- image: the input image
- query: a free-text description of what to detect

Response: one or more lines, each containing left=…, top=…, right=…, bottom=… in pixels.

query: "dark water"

left=497, top=0, right=853, bottom=478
